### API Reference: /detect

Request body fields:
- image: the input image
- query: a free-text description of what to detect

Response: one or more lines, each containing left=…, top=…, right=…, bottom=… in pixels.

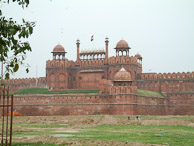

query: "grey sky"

left=2, top=0, right=194, bottom=79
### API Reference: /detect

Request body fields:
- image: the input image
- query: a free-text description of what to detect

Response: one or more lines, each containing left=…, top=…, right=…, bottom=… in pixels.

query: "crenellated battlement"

left=46, top=56, right=142, bottom=68
left=46, top=59, right=75, bottom=68
left=140, top=72, right=194, bottom=80
left=6, top=77, right=46, bottom=85
left=80, top=59, right=105, bottom=67
left=108, top=56, right=141, bottom=67
left=80, top=56, right=141, bottom=67
left=5, top=77, right=47, bottom=92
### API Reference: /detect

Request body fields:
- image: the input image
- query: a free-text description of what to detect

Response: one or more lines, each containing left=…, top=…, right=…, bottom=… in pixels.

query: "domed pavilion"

left=114, top=40, right=131, bottom=56
left=51, top=44, right=67, bottom=60
left=113, top=67, right=133, bottom=86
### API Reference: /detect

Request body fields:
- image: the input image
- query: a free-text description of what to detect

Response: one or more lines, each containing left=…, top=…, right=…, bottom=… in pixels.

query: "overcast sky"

left=1, top=0, right=194, bottom=79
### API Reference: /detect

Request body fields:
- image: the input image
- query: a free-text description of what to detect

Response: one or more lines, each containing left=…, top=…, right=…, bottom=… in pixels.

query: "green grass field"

left=13, top=125, right=194, bottom=146
left=76, top=125, right=194, bottom=146
left=13, top=88, right=165, bottom=97
left=137, top=89, right=165, bottom=97
left=13, top=88, right=99, bottom=95
left=11, top=116, right=194, bottom=146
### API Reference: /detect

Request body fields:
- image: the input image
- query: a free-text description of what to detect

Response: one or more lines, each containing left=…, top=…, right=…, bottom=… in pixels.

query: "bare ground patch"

left=13, top=115, right=194, bottom=128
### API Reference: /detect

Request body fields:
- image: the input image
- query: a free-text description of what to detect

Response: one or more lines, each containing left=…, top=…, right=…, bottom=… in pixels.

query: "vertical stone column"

left=76, top=39, right=80, bottom=63
left=105, top=37, right=109, bottom=64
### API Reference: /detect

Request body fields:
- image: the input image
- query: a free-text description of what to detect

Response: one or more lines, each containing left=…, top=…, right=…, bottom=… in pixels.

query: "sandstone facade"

left=4, top=38, right=194, bottom=116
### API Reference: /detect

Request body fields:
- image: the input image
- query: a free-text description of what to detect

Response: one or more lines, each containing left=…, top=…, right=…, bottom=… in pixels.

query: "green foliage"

left=137, top=89, right=165, bottom=97
left=14, top=87, right=99, bottom=94
left=0, top=0, right=35, bottom=79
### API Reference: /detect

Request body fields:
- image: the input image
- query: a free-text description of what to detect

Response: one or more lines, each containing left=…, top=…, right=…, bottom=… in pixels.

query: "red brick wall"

left=12, top=93, right=194, bottom=116
left=137, top=72, right=194, bottom=92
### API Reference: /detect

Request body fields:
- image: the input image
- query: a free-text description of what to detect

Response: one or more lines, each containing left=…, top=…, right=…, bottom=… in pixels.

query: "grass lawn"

left=12, top=124, right=194, bottom=146
left=13, top=88, right=165, bottom=98
left=13, top=88, right=99, bottom=95
left=11, top=116, right=194, bottom=146
left=73, top=124, right=194, bottom=146
left=137, top=89, right=165, bottom=97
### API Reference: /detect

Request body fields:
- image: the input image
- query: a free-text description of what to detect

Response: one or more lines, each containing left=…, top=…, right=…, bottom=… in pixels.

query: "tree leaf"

left=13, top=64, right=19, bottom=72
left=10, top=61, right=14, bottom=67
left=13, top=39, right=18, bottom=45
left=26, top=68, right=29, bottom=73
left=5, top=73, right=10, bottom=79
left=29, top=27, right=33, bottom=34
left=4, top=52, right=7, bottom=57
left=22, top=18, right=25, bottom=23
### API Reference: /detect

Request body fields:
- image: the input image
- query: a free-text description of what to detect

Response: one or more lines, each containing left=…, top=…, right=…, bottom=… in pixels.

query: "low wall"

left=12, top=93, right=194, bottom=116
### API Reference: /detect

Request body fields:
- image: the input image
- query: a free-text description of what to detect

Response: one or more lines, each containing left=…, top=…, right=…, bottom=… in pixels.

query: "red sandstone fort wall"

left=12, top=93, right=194, bottom=116
left=6, top=72, right=194, bottom=93
left=138, top=72, right=194, bottom=92
left=5, top=77, right=47, bottom=92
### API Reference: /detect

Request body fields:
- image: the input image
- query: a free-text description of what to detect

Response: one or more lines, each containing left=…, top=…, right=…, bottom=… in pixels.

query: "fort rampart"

left=137, top=72, right=194, bottom=93
left=12, top=92, right=194, bottom=116
left=5, top=77, right=47, bottom=92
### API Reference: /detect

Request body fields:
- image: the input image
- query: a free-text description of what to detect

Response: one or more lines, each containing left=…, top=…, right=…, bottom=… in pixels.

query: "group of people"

left=127, top=116, right=140, bottom=120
